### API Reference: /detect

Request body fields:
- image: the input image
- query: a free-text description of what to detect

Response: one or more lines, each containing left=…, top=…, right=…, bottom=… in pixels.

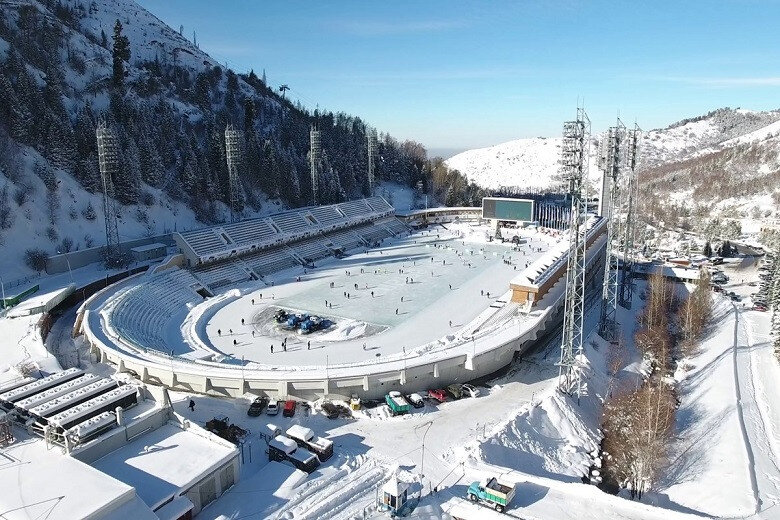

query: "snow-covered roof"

left=92, top=422, right=238, bottom=510
left=0, top=429, right=156, bottom=520
left=270, top=435, right=298, bottom=455
left=286, top=424, right=314, bottom=442
left=381, top=473, right=409, bottom=496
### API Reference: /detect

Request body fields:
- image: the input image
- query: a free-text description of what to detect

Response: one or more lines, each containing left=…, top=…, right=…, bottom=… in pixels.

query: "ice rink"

left=203, top=223, right=559, bottom=366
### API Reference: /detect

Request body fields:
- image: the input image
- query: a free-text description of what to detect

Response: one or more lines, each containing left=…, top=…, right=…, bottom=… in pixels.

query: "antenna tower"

left=367, top=128, right=378, bottom=195
left=96, top=119, right=121, bottom=267
left=310, top=124, right=321, bottom=204
left=618, top=124, right=641, bottom=308
left=224, top=124, right=243, bottom=223
left=558, top=107, right=590, bottom=397
left=598, top=119, right=626, bottom=342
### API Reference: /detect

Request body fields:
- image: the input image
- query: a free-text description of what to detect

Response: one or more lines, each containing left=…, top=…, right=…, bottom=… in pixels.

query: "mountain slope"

left=0, top=0, right=435, bottom=279
left=445, top=108, right=780, bottom=222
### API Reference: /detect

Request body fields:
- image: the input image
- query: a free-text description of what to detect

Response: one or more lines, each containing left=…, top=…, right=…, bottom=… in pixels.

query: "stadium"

left=77, top=196, right=608, bottom=401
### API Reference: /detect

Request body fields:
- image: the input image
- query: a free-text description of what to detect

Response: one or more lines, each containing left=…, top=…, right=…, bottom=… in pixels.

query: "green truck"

left=467, top=477, right=515, bottom=513
left=385, top=391, right=411, bottom=416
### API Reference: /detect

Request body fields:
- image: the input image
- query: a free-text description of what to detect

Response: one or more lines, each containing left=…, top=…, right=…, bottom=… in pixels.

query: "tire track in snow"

left=732, top=304, right=762, bottom=513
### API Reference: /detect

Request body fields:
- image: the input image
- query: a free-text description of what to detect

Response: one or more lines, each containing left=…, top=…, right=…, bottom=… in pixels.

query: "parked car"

left=283, top=400, right=297, bottom=417
left=274, top=309, right=288, bottom=323
left=754, top=304, right=767, bottom=312
left=427, top=389, right=447, bottom=402
left=247, top=396, right=269, bottom=416
left=446, top=384, right=463, bottom=399
left=406, top=393, right=425, bottom=408
left=266, top=401, right=279, bottom=416
left=460, top=384, right=480, bottom=398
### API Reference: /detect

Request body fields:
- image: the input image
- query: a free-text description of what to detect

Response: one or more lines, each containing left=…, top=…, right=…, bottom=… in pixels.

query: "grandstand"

left=174, top=197, right=394, bottom=266
left=241, top=247, right=299, bottom=276
left=108, top=269, right=203, bottom=353
left=287, top=237, right=332, bottom=264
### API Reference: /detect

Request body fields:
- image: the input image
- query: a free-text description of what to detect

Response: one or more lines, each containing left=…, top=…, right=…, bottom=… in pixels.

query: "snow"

left=199, top=223, right=554, bottom=367
left=0, top=428, right=148, bottom=520
left=660, top=298, right=755, bottom=516
left=445, top=137, right=569, bottom=191
left=92, top=421, right=237, bottom=510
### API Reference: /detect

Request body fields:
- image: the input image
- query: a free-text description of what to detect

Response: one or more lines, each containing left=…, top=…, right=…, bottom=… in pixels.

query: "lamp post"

left=57, top=249, right=74, bottom=283
left=415, top=420, right=434, bottom=493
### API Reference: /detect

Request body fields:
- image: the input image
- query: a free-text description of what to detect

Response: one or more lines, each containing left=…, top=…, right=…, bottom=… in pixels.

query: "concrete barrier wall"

left=46, top=234, right=175, bottom=274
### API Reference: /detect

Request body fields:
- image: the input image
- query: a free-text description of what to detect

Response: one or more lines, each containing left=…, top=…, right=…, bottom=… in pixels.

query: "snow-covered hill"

left=445, top=108, right=780, bottom=223
left=0, top=0, right=433, bottom=280
left=445, top=137, right=564, bottom=191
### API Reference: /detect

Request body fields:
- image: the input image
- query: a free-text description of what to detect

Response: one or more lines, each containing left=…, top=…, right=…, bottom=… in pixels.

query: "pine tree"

left=112, top=19, right=130, bottom=88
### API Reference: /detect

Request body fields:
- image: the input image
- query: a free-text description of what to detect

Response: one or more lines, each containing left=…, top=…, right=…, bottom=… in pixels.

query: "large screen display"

left=481, top=197, right=534, bottom=222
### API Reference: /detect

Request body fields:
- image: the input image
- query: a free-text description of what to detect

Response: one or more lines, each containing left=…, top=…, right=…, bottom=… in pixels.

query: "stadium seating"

left=109, top=269, right=202, bottom=353
left=323, top=229, right=364, bottom=251
left=193, top=260, right=252, bottom=290
left=223, top=219, right=277, bottom=246
left=379, top=218, right=408, bottom=236
left=271, top=212, right=311, bottom=234
left=355, top=223, right=392, bottom=244
left=365, top=196, right=394, bottom=213
left=179, top=228, right=227, bottom=257
left=336, top=199, right=371, bottom=218
left=242, top=247, right=299, bottom=276
left=287, top=237, right=332, bottom=264
left=308, top=206, right=345, bottom=226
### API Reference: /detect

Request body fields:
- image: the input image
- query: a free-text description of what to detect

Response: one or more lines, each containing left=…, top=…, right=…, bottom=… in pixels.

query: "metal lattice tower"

left=598, top=119, right=626, bottom=341
left=558, top=107, right=590, bottom=396
left=96, top=120, right=121, bottom=266
left=224, top=124, right=243, bottom=223
left=310, top=125, right=321, bottom=204
left=367, top=128, right=377, bottom=195
left=618, top=124, right=641, bottom=308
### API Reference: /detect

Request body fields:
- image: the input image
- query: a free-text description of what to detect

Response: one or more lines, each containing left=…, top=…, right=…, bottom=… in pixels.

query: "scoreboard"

left=481, top=197, right=534, bottom=222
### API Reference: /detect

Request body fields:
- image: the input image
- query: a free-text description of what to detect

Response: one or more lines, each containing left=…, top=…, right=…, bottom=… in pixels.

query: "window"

left=220, top=465, right=235, bottom=493
left=199, top=477, right=216, bottom=508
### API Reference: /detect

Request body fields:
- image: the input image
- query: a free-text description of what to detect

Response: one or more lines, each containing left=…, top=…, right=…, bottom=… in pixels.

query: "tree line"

left=601, top=271, right=712, bottom=498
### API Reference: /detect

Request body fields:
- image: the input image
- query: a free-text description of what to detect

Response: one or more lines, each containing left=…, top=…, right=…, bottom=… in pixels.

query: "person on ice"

left=241, top=318, right=245, bottom=325
left=217, top=329, right=222, bottom=336
left=188, top=399, right=195, bottom=412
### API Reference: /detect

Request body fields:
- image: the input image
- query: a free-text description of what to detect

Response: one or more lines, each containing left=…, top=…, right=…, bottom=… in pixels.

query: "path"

left=735, top=306, right=780, bottom=518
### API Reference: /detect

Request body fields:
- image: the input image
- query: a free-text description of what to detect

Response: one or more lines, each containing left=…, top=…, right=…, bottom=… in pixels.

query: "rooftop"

left=92, top=421, right=238, bottom=510
left=0, top=429, right=155, bottom=520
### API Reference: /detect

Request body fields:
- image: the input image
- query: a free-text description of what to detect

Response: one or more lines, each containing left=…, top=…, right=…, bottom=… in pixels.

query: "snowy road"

left=735, top=307, right=780, bottom=519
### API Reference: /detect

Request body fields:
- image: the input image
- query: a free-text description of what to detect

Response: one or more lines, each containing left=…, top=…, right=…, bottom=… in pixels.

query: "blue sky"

left=138, top=0, right=780, bottom=156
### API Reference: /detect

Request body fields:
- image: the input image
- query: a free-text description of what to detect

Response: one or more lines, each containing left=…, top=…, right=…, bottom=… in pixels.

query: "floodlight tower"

left=618, top=124, right=642, bottom=308
left=598, top=119, right=626, bottom=342
left=558, top=107, right=590, bottom=397
left=310, top=124, right=321, bottom=204
left=96, top=120, right=121, bottom=266
left=367, top=128, right=378, bottom=195
left=224, top=124, right=243, bottom=223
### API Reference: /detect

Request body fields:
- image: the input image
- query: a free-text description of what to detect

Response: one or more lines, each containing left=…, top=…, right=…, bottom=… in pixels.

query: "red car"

left=283, top=400, right=297, bottom=417
left=427, top=389, right=447, bottom=402
left=753, top=305, right=767, bottom=312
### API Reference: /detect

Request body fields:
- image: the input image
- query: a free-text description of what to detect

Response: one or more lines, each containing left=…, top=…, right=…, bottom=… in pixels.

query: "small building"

left=380, top=473, right=409, bottom=514
left=130, top=243, right=168, bottom=262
